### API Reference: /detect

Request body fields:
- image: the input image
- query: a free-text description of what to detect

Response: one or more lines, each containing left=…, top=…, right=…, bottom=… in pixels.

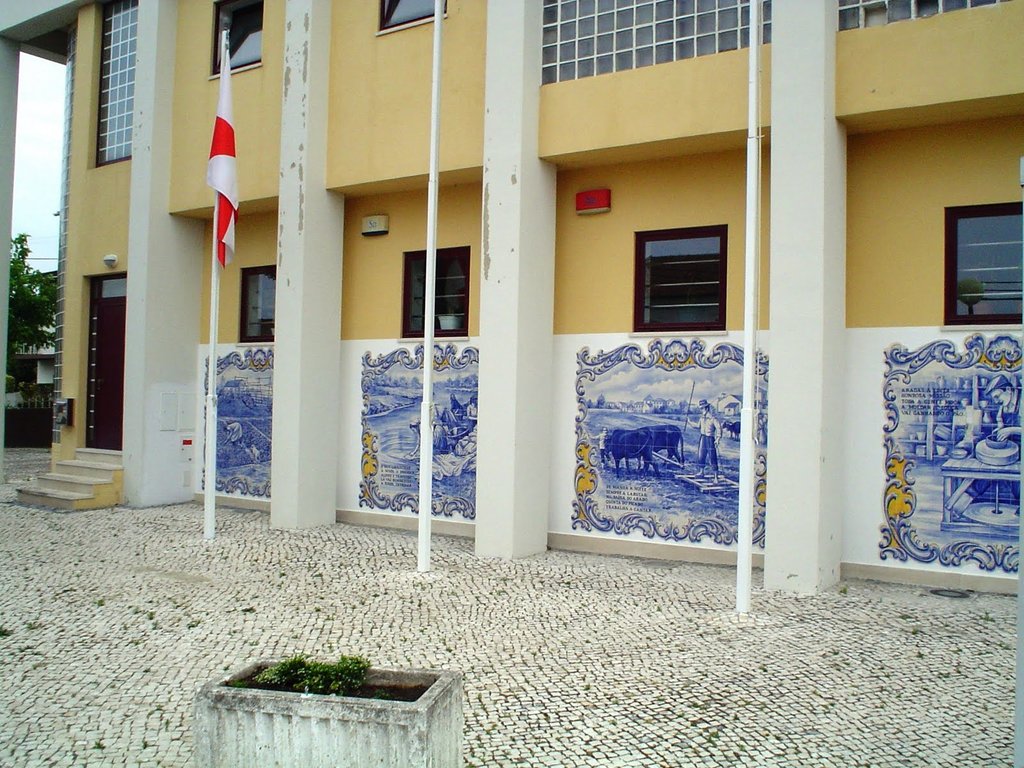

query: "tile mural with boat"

left=572, top=339, right=767, bottom=547
left=360, top=344, right=478, bottom=520
left=882, top=334, right=1020, bottom=573
left=206, top=347, right=273, bottom=498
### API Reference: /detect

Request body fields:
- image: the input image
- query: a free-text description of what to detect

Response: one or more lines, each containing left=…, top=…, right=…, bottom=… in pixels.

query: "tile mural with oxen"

left=360, top=344, right=478, bottom=520
left=573, top=339, right=767, bottom=547
left=882, top=334, right=1020, bottom=573
left=205, top=347, right=273, bottom=498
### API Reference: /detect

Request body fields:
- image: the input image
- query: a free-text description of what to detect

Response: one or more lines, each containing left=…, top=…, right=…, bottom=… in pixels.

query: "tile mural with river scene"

left=205, top=347, right=273, bottom=498
left=882, top=334, right=1020, bottom=573
left=573, top=339, right=767, bottom=547
left=360, top=345, right=478, bottom=520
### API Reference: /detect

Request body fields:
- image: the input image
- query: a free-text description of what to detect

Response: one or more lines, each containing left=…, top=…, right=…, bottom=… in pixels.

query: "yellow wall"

left=57, top=4, right=133, bottom=456
left=199, top=211, right=279, bottom=343
left=554, top=151, right=771, bottom=335
left=169, top=0, right=284, bottom=214
left=341, top=184, right=482, bottom=340
left=837, top=0, right=1024, bottom=132
left=327, top=0, right=486, bottom=193
left=847, top=115, right=1024, bottom=329
left=540, top=46, right=770, bottom=168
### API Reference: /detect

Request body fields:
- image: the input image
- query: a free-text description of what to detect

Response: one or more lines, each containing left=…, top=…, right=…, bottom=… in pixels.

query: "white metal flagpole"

left=735, top=0, right=762, bottom=615
left=1013, top=154, right=1023, bottom=767
left=204, top=195, right=220, bottom=542
left=417, top=0, right=444, bottom=573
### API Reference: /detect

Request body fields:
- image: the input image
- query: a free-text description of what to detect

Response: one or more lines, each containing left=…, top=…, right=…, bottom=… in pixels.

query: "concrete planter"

left=193, top=663, right=463, bottom=768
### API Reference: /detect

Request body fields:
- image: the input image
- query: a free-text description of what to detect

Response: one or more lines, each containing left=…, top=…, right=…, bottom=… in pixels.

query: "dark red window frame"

left=239, top=265, right=276, bottom=343
left=944, top=202, right=1023, bottom=326
left=380, top=0, right=444, bottom=31
left=402, top=246, right=470, bottom=339
left=633, top=225, right=728, bottom=333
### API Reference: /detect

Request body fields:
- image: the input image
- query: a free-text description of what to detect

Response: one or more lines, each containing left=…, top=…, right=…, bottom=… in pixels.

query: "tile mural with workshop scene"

left=882, top=334, right=1020, bottom=573
left=207, top=347, right=273, bottom=498
left=573, top=339, right=767, bottom=547
left=360, top=345, right=478, bottom=520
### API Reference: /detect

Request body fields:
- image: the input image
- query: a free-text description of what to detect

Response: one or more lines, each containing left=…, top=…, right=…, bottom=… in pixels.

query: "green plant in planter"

left=234, top=655, right=371, bottom=696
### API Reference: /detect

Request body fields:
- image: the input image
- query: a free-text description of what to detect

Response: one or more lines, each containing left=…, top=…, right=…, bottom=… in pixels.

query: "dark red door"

left=88, top=276, right=127, bottom=450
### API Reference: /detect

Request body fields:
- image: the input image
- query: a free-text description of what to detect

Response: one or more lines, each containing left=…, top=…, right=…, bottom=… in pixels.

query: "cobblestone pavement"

left=0, top=449, right=1015, bottom=767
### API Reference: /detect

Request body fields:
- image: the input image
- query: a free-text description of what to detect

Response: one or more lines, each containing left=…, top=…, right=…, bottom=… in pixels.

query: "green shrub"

left=246, top=655, right=371, bottom=696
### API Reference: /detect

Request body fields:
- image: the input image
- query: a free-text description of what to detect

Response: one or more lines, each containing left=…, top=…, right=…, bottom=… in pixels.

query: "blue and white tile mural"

left=204, top=347, right=273, bottom=498
left=573, top=339, right=767, bottom=547
left=881, top=334, right=1020, bottom=573
left=360, top=344, right=478, bottom=520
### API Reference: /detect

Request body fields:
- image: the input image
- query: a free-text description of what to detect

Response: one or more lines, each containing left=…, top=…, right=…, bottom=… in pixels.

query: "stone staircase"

left=17, top=448, right=124, bottom=510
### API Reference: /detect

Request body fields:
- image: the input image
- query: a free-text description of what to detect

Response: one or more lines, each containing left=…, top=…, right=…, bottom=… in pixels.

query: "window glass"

left=240, top=267, right=276, bottom=342
left=403, top=247, right=470, bottom=338
left=215, top=0, right=264, bottom=73
left=97, top=0, right=138, bottom=165
left=946, top=203, right=1023, bottom=325
left=634, top=226, right=727, bottom=332
left=381, top=0, right=438, bottom=30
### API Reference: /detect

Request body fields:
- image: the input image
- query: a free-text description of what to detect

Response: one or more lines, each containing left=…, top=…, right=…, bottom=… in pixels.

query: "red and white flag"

left=207, top=36, right=237, bottom=268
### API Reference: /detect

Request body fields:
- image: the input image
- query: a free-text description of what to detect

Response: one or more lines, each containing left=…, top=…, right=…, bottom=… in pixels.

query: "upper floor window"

left=381, top=0, right=440, bottom=31
left=97, top=0, right=138, bottom=165
left=945, top=202, right=1023, bottom=326
left=634, top=226, right=727, bottom=332
left=214, top=0, right=264, bottom=73
left=542, top=0, right=772, bottom=85
left=839, top=0, right=1010, bottom=31
left=240, top=266, right=276, bottom=342
left=402, top=247, right=470, bottom=338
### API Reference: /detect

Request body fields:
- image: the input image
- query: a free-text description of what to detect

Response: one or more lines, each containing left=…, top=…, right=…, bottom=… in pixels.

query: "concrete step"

left=37, top=473, right=109, bottom=496
left=74, top=448, right=123, bottom=468
left=54, top=459, right=118, bottom=482
left=17, top=485, right=94, bottom=510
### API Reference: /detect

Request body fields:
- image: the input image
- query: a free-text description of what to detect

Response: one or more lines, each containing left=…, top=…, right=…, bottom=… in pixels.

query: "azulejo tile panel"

left=360, top=344, right=478, bottom=521
left=204, top=347, right=273, bottom=499
left=881, top=334, right=1020, bottom=573
left=573, top=339, right=768, bottom=547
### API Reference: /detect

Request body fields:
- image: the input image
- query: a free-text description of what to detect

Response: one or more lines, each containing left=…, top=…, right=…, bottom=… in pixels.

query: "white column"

left=475, top=0, right=557, bottom=559
left=0, top=38, right=18, bottom=478
left=764, top=1, right=847, bottom=593
left=269, top=0, right=343, bottom=529
left=122, top=0, right=205, bottom=506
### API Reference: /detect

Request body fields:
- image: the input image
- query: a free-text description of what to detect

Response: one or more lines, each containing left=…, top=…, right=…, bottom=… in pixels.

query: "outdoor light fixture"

left=361, top=215, right=389, bottom=236
left=102, top=253, right=118, bottom=269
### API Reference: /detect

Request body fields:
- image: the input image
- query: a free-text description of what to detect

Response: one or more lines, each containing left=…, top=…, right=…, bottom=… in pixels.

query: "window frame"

left=633, top=225, right=728, bottom=333
left=212, top=0, right=264, bottom=76
left=401, top=246, right=471, bottom=339
left=379, top=0, right=444, bottom=32
left=944, top=202, right=1023, bottom=326
left=239, top=265, right=277, bottom=343
left=96, top=0, right=138, bottom=167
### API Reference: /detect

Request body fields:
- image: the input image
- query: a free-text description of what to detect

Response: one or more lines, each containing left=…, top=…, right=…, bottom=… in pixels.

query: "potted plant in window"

left=193, top=655, right=463, bottom=767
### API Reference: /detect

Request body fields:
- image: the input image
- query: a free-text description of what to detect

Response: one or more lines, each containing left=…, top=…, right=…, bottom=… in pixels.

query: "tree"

left=8, top=234, right=57, bottom=385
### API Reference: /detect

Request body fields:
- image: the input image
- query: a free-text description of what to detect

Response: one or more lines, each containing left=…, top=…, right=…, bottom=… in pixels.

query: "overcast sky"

left=12, top=52, right=66, bottom=273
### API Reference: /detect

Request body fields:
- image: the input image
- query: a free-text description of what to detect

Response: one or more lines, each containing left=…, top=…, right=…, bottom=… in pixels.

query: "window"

left=240, top=266, right=276, bottom=342
left=214, top=0, right=264, bottom=74
left=97, top=0, right=138, bottom=165
left=402, top=247, right=470, bottom=338
left=380, top=0, right=440, bottom=31
left=634, top=226, right=728, bottom=332
left=945, top=202, right=1023, bottom=325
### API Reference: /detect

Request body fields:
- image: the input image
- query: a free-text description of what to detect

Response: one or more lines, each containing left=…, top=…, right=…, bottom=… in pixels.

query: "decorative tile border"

left=881, top=334, right=1020, bottom=573
left=572, top=339, right=767, bottom=548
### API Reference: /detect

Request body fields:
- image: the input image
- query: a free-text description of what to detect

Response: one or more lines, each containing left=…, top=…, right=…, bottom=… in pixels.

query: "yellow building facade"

left=1, top=0, right=1022, bottom=593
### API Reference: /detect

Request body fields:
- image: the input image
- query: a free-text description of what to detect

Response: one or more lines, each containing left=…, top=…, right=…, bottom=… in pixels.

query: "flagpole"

left=736, top=0, right=761, bottom=614
left=203, top=29, right=232, bottom=542
left=204, top=195, right=220, bottom=541
left=417, top=0, right=444, bottom=573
